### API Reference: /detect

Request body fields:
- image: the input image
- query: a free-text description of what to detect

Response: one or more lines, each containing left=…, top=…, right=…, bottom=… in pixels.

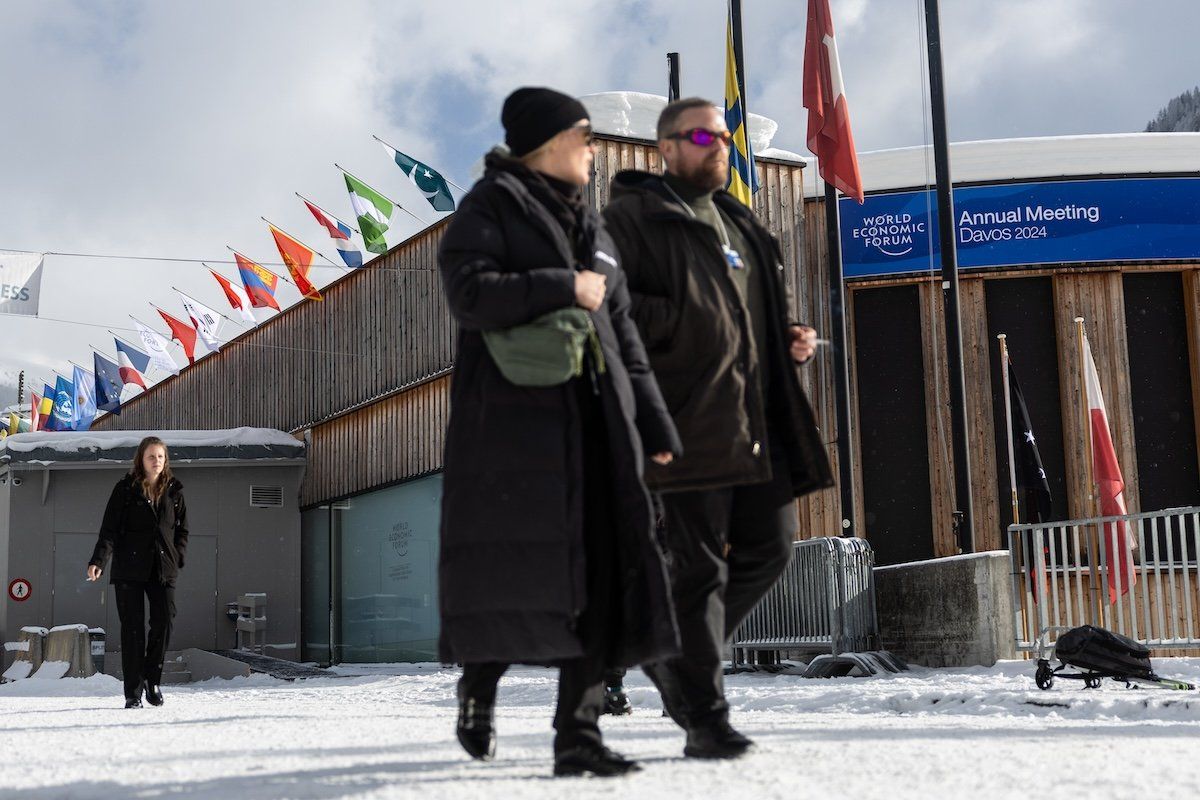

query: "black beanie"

left=501, top=87, right=589, bottom=158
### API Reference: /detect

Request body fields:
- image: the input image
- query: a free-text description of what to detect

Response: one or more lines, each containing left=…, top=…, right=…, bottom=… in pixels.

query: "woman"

left=437, top=87, right=682, bottom=778
left=86, top=436, right=188, bottom=708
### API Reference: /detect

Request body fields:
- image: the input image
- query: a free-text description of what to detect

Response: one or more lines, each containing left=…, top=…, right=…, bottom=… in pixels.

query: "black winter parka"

left=603, top=170, right=834, bottom=497
left=89, top=475, right=188, bottom=585
left=436, top=152, right=682, bottom=667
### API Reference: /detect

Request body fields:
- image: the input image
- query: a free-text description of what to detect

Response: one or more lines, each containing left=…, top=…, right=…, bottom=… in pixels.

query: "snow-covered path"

left=3, top=660, right=1200, bottom=799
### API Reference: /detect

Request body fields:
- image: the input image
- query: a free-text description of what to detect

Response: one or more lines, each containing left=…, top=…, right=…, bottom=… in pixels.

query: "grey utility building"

left=0, top=428, right=305, bottom=671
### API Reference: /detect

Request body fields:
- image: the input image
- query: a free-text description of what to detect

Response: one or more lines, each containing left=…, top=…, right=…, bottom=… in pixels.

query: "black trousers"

left=459, top=376, right=619, bottom=755
left=113, top=580, right=176, bottom=699
left=652, top=449, right=796, bottom=726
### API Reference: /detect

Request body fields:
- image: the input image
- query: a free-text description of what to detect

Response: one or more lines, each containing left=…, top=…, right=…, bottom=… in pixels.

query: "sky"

left=1, top=0, right=1197, bottom=405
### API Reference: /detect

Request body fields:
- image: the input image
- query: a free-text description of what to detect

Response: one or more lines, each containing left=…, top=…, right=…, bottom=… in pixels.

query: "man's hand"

left=789, top=325, right=818, bottom=364
left=574, top=270, right=607, bottom=311
left=650, top=452, right=674, bottom=466
left=86, top=565, right=101, bottom=582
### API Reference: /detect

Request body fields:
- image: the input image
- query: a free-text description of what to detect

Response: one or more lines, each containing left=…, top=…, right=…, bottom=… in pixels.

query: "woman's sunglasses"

left=667, top=128, right=733, bottom=147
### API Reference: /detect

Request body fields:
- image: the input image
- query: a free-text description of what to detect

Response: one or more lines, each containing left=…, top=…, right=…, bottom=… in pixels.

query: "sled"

left=1034, top=625, right=1195, bottom=691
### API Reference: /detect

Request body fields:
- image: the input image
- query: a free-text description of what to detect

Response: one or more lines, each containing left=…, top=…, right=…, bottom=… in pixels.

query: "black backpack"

left=1054, top=625, right=1154, bottom=681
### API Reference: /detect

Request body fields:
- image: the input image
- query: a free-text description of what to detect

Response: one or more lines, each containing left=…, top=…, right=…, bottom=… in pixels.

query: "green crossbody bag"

left=482, top=308, right=607, bottom=387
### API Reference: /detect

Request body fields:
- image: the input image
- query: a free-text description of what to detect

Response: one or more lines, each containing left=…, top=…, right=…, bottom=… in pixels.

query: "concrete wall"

left=2, top=461, right=304, bottom=671
left=875, top=551, right=1017, bottom=668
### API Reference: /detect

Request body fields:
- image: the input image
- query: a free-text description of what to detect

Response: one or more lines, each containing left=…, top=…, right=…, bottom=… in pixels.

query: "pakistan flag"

left=343, top=172, right=394, bottom=255
left=379, top=142, right=456, bottom=212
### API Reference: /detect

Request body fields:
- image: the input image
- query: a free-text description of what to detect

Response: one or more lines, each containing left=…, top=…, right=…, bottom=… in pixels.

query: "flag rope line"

left=0, top=246, right=437, bottom=273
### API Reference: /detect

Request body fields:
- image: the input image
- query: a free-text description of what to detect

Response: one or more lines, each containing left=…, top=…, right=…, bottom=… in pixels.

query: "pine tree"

left=1146, top=87, right=1200, bottom=132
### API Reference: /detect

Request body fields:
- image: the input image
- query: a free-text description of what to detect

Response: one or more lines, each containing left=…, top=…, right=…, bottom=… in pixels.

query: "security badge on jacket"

left=722, top=245, right=745, bottom=270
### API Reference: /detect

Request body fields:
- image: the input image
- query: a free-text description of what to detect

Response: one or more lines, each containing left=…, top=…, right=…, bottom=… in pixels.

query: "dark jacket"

left=603, top=170, right=834, bottom=497
left=436, top=151, right=682, bottom=667
left=89, top=475, right=189, bottom=585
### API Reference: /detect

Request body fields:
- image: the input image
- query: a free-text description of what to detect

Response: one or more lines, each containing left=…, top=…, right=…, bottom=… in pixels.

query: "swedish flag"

left=724, top=5, right=759, bottom=208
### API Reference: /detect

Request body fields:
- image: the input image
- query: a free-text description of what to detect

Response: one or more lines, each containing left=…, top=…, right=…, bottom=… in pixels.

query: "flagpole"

left=924, top=0, right=975, bottom=553
left=261, top=217, right=346, bottom=270
left=295, top=193, right=362, bottom=235
left=998, top=334, right=1019, bottom=525
left=730, top=0, right=748, bottom=110
left=371, top=135, right=469, bottom=195
left=334, top=163, right=425, bottom=224
left=824, top=181, right=857, bottom=539
left=1076, top=316, right=1102, bottom=624
left=667, top=52, right=681, bottom=101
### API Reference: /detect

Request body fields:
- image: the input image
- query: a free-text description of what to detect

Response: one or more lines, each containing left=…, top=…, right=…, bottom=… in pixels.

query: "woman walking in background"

left=437, top=87, right=682, bottom=777
left=87, top=436, right=188, bottom=708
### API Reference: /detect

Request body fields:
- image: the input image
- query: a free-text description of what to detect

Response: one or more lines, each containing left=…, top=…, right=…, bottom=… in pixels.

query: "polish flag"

left=802, top=0, right=864, bottom=203
left=209, top=268, right=257, bottom=325
left=1082, top=330, right=1136, bottom=602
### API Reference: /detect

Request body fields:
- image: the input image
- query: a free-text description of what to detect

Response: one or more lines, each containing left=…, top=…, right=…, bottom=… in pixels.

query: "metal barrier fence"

left=1008, top=506, right=1200, bottom=652
left=731, top=537, right=881, bottom=664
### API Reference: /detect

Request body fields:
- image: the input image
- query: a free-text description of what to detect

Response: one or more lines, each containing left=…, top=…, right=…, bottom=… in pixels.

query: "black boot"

left=602, top=683, right=632, bottom=716
left=553, top=744, right=641, bottom=777
left=124, top=681, right=144, bottom=709
left=683, top=718, right=753, bottom=759
left=456, top=696, right=496, bottom=761
left=144, top=683, right=164, bottom=706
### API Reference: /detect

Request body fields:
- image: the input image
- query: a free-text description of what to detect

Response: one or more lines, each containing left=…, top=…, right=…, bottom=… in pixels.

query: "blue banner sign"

left=839, top=177, right=1200, bottom=279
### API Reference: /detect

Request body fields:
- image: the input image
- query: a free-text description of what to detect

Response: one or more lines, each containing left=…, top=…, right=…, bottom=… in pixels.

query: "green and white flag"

left=379, top=142, right=456, bottom=212
left=343, top=172, right=393, bottom=254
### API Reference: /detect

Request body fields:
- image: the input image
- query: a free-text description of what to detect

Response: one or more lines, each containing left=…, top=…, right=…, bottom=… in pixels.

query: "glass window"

left=335, top=474, right=443, bottom=662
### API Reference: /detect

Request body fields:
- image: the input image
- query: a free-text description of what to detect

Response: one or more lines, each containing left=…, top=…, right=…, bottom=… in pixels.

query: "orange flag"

left=268, top=225, right=323, bottom=301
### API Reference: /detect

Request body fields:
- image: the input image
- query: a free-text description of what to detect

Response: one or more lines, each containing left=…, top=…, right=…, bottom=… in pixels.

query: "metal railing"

left=731, top=537, right=882, bottom=663
left=1008, top=506, right=1200, bottom=652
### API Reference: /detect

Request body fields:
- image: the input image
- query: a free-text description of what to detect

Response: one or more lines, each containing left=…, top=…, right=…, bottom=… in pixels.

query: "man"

left=603, top=97, right=834, bottom=759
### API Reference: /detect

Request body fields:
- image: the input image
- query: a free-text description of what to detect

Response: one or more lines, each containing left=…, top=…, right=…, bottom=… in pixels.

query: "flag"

left=30, top=390, right=41, bottom=431
left=343, top=172, right=393, bottom=254
left=1008, top=358, right=1053, bottom=524
left=7, top=412, right=19, bottom=435
left=234, top=252, right=281, bottom=311
left=378, top=142, right=456, bottom=212
left=1082, top=331, right=1136, bottom=603
left=37, top=384, right=54, bottom=430
left=134, top=320, right=182, bottom=376
left=0, top=250, right=44, bottom=316
left=17, top=417, right=30, bottom=433
left=115, top=338, right=151, bottom=388
left=303, top=199, right=364, bottom=267
left=1007, top=355, right=1053, bottom=604
left=210, top=268, right=257, bottom=324
left=802, top=0, right=865, bottom=203
left=94, top=351, right=123, bottom=415
left=157, top=308, right=199, bottom=364
left=71, top=365, right=96, bottom=432
left=178, top=291, right=223, bottom=352
left=723, top=4, right=759, bottom=207
left=268, top=225, right=323, bottom=301
left=48, top=375, right=75, bottom=431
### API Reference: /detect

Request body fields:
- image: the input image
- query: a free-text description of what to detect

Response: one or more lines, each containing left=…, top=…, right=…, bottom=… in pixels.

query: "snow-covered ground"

left=3, top=659, right=1200, bottom=799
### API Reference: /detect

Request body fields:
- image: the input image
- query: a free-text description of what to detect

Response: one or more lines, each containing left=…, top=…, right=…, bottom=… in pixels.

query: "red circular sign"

left=8, top=578, right=31, bottom=602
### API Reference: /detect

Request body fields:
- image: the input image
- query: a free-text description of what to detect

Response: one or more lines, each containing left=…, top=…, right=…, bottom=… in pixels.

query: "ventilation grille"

left=250, top=485, right=284, bottom=508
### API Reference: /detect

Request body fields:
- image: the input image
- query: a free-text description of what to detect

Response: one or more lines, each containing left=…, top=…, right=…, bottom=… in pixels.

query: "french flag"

left=303, top=199, right=364, bottom=268
left=114, top=338, right=150, bottom=389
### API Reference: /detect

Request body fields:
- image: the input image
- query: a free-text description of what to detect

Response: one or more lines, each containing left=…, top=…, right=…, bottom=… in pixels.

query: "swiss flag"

left=803, top=0, right=864, bottom=203
left=1082, top=330, right=1136, bottom=602
left=157, top=308, right=199, bottom=365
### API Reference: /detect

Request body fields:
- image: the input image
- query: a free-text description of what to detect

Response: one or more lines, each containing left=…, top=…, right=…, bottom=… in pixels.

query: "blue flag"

left=72, top=365, right=97, bottom=431
left=94, top=352, right=123, bottom=415
left=724, top=4, right=759, bottom=207
left=47, top=375, right=75, bottom=431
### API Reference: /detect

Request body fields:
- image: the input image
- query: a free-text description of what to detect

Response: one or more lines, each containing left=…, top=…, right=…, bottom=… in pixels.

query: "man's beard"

left=677, top=154, right=728, bottom=193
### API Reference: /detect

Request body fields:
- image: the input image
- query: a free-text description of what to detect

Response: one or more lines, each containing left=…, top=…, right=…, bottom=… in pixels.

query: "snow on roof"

left=580, top=91, right=780, bottom=153
left=0, top=427, right=304, bottom=466
left=805, top=132, right=1200, bottom=197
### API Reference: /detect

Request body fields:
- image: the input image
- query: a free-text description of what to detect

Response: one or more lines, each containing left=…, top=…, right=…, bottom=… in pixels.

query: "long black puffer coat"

left=436, top=151, right=682, bottom=667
